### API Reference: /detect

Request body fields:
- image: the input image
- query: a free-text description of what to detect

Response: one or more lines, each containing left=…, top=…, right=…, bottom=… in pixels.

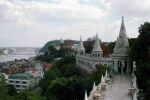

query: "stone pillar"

left=113, top=60, right=118, bottom=73
left=121, top=61, right=124, bottom=74
left=133, top=61, right=136, bottom=72
left=127, top=58, right=130, bottom=73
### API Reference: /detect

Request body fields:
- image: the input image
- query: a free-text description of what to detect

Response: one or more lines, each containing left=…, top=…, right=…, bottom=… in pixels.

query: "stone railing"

left=130, top=61, right=138, bottom=100
left=131, top=74, right=138, bottom=100
left=84, top=70, right=111, bottom=100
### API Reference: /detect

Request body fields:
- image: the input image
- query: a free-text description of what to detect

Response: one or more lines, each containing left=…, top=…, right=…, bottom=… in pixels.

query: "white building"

left=8, top=73, right=35, bottom=90
left=76, top=17, right=131, bottom=74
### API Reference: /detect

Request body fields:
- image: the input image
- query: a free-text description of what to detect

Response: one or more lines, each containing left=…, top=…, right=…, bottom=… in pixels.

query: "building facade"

left=76, top=17, right=131, bottom=74
left=8, top=73, right=35, bottom=90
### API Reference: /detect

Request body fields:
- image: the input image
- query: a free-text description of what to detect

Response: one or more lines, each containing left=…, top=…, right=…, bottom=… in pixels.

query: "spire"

left=105, top=70, right=108, bottom=78
left=84, top=91, right=88, bottom=100
left=119, top=16, right=127, bottom=38
left=101, top=75, right=105, bottom=83
left=112, top=17, right=130, bottom=57
left=92, top=82, right=96, bottom=92
left=77, top=36, right=85, bottom=50
left=92, top=34, right=102, bottom=52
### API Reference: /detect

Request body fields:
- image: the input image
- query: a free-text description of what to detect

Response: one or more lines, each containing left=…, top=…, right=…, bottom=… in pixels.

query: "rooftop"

left=9, top=73, right=33, bottom=80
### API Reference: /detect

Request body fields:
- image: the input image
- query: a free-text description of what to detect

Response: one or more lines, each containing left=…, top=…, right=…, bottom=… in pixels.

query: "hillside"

left=40, top=40, right=78, bottom=52
left=40, top=40, right=60, bottom=52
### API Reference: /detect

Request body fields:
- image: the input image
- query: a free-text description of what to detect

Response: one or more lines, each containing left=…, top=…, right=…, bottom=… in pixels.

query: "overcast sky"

left=0, top=0, right=150, bottom=47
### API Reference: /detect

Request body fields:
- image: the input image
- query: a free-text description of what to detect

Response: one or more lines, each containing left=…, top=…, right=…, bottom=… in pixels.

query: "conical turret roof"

left=113, top=17, right=130, bottom=57
left=84, top=91, right=88, bottom=100
left=119, top=17, right=126, bottom=37
left=77, top=36, right=85, bottom=50
left=92, top=34, right=102, bottom=52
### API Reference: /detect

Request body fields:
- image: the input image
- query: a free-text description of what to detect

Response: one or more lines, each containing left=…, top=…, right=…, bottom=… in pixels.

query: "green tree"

left=131, top=22, right=150, bottom=62
left=15, top=90, right=45, bottom=100
left=0, top=79, right=16, bottom=100
left=47, top=76, right=85, bottom=100
left=130, top=22, right=150, bottom=100
left=60, top=64, right=79, bottom=78
left=108, top=42, right=115, bottom=53
left=48, top=77, right=67, bottom=100
left=84, top=41, right=94, bottom=53
left=0, top=79, right=10, bottom=100
left=39, top=68, right=60, bottom=95
left=7, top=84, right=17, bottom=96
left=91, top=64, right=107, bottom=84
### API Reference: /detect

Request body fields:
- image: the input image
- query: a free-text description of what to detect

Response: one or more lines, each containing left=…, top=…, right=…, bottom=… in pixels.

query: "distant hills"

left=40, top=40, right=60, bottom=52
left=40, top=40, right=78, bottom=52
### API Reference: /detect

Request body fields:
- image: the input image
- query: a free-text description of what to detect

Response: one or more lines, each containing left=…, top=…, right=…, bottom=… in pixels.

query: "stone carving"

left=133, top=61, right=136, bottom=71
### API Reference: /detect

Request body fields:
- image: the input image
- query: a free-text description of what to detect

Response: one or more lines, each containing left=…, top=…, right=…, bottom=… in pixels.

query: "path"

left=104, top=74, right=132, bottom=100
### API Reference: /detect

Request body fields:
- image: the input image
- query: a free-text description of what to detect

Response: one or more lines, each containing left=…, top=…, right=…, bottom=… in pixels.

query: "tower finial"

left=84, top=91, right=88, bottom=100
left=122, top=16, right=124, bottom=20
left=78, top=35, right=85, bottom=51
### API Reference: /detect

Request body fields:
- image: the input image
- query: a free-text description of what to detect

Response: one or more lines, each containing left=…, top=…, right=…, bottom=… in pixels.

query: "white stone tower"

left=92, top=34, right=103, bottom=58
left=112, top=17, right=130, bottom=74
left=77, top=36, right=85, bottom=55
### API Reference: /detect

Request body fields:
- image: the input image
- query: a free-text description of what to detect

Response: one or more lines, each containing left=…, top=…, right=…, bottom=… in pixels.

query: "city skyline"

left=0, top=0, right=150, bottom=47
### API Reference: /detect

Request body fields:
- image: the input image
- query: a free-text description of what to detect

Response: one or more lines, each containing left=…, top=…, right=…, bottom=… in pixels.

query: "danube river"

left=0, top=54, right=37, bottom=62
left=0, top=47, right=40, bottom=62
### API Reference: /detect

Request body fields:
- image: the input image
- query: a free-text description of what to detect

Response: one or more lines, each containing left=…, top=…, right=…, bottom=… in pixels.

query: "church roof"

left=9, top=73, right=33, bottom=80
left=77, top=36, right=85, bottom=51
left=113, top=17, right=130, bottom=57
left=92, top=34, right=102, bottom=52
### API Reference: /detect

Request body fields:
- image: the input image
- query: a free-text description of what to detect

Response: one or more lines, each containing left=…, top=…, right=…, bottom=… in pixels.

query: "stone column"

left=121, top=61, right=124, bottom=74
left=113, top=60, right=118, bottom=73
left=127, top=58, right=130, bottom=73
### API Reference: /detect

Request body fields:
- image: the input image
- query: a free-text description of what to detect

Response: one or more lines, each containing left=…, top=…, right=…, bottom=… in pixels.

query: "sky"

left=0, top=0, right=150, bottom=47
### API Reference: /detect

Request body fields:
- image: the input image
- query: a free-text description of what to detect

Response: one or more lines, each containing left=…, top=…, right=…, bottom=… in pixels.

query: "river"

left=0, top=47, right=40, bottom=62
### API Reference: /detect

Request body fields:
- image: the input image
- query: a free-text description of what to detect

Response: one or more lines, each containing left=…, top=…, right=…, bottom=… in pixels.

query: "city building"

left=8, top=73, right=35, bottom=90
left=76, top=17, right=131, bottom=74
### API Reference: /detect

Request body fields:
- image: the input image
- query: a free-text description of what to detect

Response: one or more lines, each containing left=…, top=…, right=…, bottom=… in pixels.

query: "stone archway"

left=117, top=60, right=128, bottom=74
left=123, top=61, right=127, bottom=73
left=117, top=61, right=122, bottom=74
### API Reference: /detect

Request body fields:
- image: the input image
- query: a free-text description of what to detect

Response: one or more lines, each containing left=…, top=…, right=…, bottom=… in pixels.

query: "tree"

left=39, top=68, right=60, bottom=95
left=0, top=79, right=10, bottom=100
left=130, top=22, right=150, bottom=100
left=15, top=90, right=45, bottom=100
left=84, top=41, right=94, bottom=53
left=131, top=22, right=150, bottom=62
left=48, top=77, right=67, bottom=100
left=108, top=42, right=115, bottom=53
left=91, top=64, right=107, bottom=84
left=47, top=76, right=85, bottom=100
left=7, top=84, right=17, bottom=96
left=60, top=64, right=79, bottom=78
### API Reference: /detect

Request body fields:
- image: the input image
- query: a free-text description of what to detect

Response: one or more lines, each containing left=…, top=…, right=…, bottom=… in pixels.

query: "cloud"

left=106, top=0, right=150, bottom=17
left=0, top=0, right=149, bottom=47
